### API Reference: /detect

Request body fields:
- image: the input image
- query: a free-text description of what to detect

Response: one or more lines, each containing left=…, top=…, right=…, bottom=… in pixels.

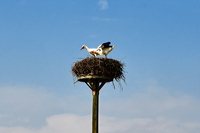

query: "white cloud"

left=1, top=80, right=200, bottom=132
left=0, top=86, right=91, bottom=128
left=0, top=114, right=200, bottom=133
left=39, top=114, right=91, bottom=133
left=0, top=126, right=36, bottom=133
left=100, top=81, right=200, bottom=121
left=98, top=0, right=108, bottom=10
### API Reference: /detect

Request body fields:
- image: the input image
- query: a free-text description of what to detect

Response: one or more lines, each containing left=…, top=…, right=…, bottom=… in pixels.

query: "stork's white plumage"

left=96, top=42, right=115, bottom=58
left=80, top=45, right=100, bottom=57
left=80, top=42, right=115, bottom=58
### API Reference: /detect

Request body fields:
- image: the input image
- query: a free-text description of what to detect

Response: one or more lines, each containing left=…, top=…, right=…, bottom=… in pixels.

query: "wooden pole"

left=92, top=80, right=99, bottom=133
left=92, top=90, right=99, bottom=133
left=78, top=76, right=112, bottom=133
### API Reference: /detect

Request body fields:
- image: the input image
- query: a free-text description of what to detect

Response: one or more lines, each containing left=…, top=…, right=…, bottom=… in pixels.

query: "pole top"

left=78, top=75, right=113, bottom=83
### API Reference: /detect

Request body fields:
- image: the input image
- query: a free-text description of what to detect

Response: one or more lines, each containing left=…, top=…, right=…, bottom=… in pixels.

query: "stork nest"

left=71, top=57, right=125, bottom=83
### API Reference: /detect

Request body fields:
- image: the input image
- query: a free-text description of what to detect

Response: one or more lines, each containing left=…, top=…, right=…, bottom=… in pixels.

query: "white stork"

left=80, top=42, right=115, bottom=58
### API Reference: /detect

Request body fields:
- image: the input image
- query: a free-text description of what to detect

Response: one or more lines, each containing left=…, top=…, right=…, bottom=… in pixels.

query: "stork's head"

left=80, top=45, right=86, bottom=50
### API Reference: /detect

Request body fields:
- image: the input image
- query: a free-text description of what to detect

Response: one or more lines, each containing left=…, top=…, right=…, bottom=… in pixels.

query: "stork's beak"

left=80, top=47, right=84, bottom=50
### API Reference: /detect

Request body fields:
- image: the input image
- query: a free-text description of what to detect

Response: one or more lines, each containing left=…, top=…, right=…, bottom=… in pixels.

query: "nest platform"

left=72, top=57, right=125, bottom=83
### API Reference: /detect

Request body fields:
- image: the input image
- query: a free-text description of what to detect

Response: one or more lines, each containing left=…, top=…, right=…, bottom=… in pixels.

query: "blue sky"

left=0, top=0, right=200, bottom=132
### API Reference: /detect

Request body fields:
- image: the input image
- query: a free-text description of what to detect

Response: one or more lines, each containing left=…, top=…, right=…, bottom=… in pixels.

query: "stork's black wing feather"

left=102, top=42, right=111, bottom=48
